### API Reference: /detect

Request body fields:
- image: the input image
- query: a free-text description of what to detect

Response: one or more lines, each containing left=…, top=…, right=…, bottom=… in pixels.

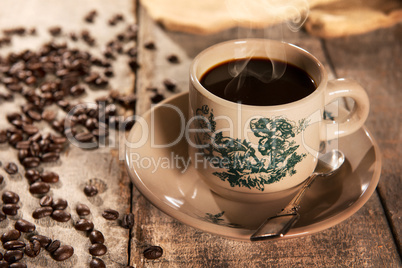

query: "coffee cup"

left=188, top=39, right=369, bottom=202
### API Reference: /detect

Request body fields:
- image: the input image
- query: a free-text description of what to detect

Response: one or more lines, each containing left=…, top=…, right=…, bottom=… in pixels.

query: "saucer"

left=125, top=92, right=381, bottom=241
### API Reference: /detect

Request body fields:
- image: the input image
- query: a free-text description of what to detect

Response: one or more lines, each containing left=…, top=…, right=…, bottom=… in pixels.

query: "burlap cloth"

left=140, top=0, right=402, bottom=38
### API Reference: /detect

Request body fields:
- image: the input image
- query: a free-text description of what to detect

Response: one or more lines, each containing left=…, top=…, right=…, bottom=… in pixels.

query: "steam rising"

left=223, top=0, right=310, bottom=101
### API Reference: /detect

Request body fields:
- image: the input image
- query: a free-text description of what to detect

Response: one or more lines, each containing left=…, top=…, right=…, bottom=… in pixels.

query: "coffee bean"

left=0, top=260, right=7, bottom=268
left=51, top=210, right=71, bottom=222
left=29, top=142, right=41, bottom=157
left=75, top=132, right=94, bottom=142
left=49, top=26, right=61, bottom=36
left=3, top=240, right=25, bottom=250
left=167, top=54, right=180, bottom=64
left=0, top=211, right=6, bottom=221
left=74, top=219, right=94, bottom=231
left=41, top=110, right=56, bottom=122
left=32, top=206, right=53, bottom=219
left=40, top=171, right=59, bottom=183
left=144, top=41, right=156, bottom=50
left=52, top=198, right=68, bottom=210
left=84, top=185, right=98, bottom=196
left=46, top=240, right=60, bottom=253
left=41, top=152, right=60, bottom=162
left=51, top=135, right=67, bottom=144
left=22, top=124, right=39, bottom=135
left=102, top=209, right=119, bottom=220
left=2, top=191, right=20, bottom=204
left=163, top=78, right=177, bottom=91
left=25, top=169, right=41, bottom=183
left=8, top=133, right=23, bottom=147
left=121, top=213, right=134, bottom=229
left=4, top=162, right=18, bottom=175
left=15, top=219, right=36, bottom=233
left=89, top=230, right=104, bottom=244
left=52, top=245, right=74, bottom=261
left=30, top=235, right=52, bottom=248
left=3, top=250, right=24, bottom=263
left=1, top=230, right=21, bottom=243
left=16, top=141, right=31, bottom=150
left=6, top=113, right=22, bottom=123
left=143, top=246, right=163, bottom=259
left=84, top=10, right=97, bottom=23
left=0, top=130, right=8, bottom=143
left=22, top=156, right=41, bottom=168
left=76, top=203, right=91, bottom=216
left=89, top=243, right=107, bottom=256
left=27, top=110, right=42, bottom=121
left=29, top=181, right=50, bottom=194
left=24, top=239, right=41, bottom=257
left=89, top=258, right=106, bottom=268
left=2, top=204, right=20, bottom=216
left=9, top=262, right=27, bottom=268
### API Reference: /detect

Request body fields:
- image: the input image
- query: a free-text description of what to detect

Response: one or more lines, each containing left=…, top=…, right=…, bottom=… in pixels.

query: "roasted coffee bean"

left=0, top=130, right=8, bottom=143
left=29, top=181, right=50, bottom=194
left=1, top=230, right=21, bottom=243
left=31, top=235, right=52, bottom=248
left=15, top=219, right=36, bottom=233
left=41, top=152, right=60, bottom=162
left=52, top=245, right=74, bottom=261
left=40, top=171, right=59, bottom=183
left=75, top=132, right=94, bottom=142
left=16, top=141, right=31, bottom=150
left=163, top=78, right=177, bottom=91
left=70, top=85, right=86, bottom=96
left=25, top=169, right=41, bottom=183
left=102, top=209, right=119, bottom=220
left=8, top=133, right=23, bottom=146
left=52, top=198, right=68, bottom=210
left=89, top=243, right=107, bottom=256
left=6, top=113, right=22, bottom=123
left=2, top=204, right=20, bottom=216
left=84, top=10, right=97, bottom=23
left=9, top=262, right=27, bottom=268
left=22, top=124, right=39, bottom=135
left=89, top=230, right=104, bottom=244
left=27, top=110, right=42, bottom=121
left=84, top=185, right=98, bottom=196
left=167, top=54, right=179, bottom=64
left=22, top=156, right=40, bottom=168
left=74, top=219, right=94, bottom=231
left=128, top=58, right=140, bottom=71
left=76, top=203, right=91, bottom=216
left=51, top=135, right=67, bottom=144
left=3, top=250, right=24, bottom=263
left=39, top=195, right=53, bottom=207
left=24, top=239, right=41, bottom=257
left=3, top=240, right=25, bottom=250
left=144, top=41, right=156, bottom=50
left=49, top=26, right=61, bottom=36
left=51, top=210, right=71, bottom=222
left=89, top=258, right=106, bottom=268
left=0, top=211, right=6, bottom=222
left=121, top=213, right=134, bottom=229
left=0, top=260, right=7, bottom=268
left=143, top=246, right=163, bottom=260
left=46, top=240, right=60, bottom=253
left=4, top=162, right=18, bottom=174
left=41, top=110, right=56, bottom=122
left=29, top=142, right=41, bottom=157
left=32, top=206, right=53, bottom=219
left=2, top=191, right=20, bottom=204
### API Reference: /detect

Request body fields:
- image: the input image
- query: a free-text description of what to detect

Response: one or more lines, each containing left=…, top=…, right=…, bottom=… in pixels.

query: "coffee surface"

left=200, top=58, right=316, bottom=106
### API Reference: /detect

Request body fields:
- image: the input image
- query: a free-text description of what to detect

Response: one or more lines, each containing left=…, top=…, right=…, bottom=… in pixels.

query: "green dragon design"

left=195, top=105, right=309, bottom=191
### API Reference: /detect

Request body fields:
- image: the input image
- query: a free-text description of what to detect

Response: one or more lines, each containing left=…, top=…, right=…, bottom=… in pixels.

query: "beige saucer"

left=125, top=92, right=381, bottom=241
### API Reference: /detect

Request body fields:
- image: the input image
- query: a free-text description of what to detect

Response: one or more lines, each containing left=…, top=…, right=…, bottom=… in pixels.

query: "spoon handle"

left=250, top=173, right=318, bottom=241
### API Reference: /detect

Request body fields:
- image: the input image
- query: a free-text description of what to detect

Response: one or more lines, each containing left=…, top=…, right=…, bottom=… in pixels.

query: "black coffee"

left=200, top=58, right=316, bottom=106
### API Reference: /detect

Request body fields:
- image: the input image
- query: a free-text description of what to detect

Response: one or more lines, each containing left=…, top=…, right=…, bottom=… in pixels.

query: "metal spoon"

left=250, top=149, right=345, bottom=241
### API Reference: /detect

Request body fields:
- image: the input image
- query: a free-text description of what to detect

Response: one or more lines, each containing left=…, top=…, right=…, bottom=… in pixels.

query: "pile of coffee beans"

left=0, top=8, right=165, bottom=266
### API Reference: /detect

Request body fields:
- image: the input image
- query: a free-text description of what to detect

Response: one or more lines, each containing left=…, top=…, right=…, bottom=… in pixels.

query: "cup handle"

left=322, top=78, right=370, bottom=141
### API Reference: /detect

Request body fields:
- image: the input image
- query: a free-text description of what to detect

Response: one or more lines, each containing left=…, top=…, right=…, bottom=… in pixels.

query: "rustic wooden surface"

left=0, top=1, right=401, bottom=267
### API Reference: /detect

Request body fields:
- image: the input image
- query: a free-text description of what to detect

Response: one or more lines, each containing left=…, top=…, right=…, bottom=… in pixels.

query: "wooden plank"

left=324, top=24, right=402, bottom=255
left=0, top=0, right=137, bottom=267
left=131, top=6, right=401, bottom=267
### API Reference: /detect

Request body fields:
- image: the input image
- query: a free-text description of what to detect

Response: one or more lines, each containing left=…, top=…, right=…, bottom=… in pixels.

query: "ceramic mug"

left=188, top=39, right=369, bottom=202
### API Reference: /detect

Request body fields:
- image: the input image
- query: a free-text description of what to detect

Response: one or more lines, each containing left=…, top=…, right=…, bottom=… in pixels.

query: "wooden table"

left=0, top=1, right=401, bottom=267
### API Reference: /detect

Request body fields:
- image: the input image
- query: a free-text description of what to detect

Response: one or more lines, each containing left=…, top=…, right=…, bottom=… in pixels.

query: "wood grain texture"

left=323, top=24, right=402, bottom=255
left=130, top=6, right=401, bottom=267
